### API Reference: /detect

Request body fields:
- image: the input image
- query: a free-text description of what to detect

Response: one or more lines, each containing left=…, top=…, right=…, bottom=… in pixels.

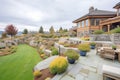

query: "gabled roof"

left=113, top=2, right=120, bottom=9
left=73, top=9, right=116, bottom=23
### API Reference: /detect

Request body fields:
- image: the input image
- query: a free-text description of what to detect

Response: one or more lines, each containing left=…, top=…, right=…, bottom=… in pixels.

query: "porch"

left=100, top=16, right=120, bottom=32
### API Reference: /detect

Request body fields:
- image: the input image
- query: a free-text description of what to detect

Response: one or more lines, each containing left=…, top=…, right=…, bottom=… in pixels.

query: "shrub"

left=93, top=30, right=104, bottom=34
left=1, top=32, right=7, bottom=38
left=64, top=43, right=70, bottom=47
left=64, top=49, right=79, bottom=60
left=39, top=49, right=44, bottom=54
left=112, top=45, right=116, bottom=49
left=49, top=57, right=68, bottom=74
left=81, top=36, right=90, bottom=41
left=90, top=42, right=96, bottom=46
left=111, top=27, right=120, bottom=33
left=51, top=48, right=58, bottom=55
left=78, top=43, right=90, bottom=52
left=33, top=70, right=42, bottom=77
left=45, top=77, right=51, bottom=80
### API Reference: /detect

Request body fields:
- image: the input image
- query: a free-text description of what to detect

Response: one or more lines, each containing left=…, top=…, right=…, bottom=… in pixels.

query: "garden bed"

left=34, top=68, right=55, bottom=80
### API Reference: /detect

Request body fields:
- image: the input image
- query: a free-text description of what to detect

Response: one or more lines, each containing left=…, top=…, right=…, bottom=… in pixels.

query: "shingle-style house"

left=71, top=2, right=120, bottom=37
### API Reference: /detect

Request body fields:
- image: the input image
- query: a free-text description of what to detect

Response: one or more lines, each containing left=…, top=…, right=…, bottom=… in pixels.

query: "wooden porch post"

left=107, top=24, right=110, bottom=32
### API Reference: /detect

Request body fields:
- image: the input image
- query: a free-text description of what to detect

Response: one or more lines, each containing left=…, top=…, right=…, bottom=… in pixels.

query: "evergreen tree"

left=39, top=26, right=44, bottom=33
left=63, top=29, right=68, bottom=32
left=23, top=29, right=28, bottom=34
left=59, top=27, right=63, bottom=33
left=49, top=26, right=55, bottom=34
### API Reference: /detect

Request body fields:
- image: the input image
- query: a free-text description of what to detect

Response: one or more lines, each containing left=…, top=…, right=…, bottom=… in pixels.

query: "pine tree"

left=49, top=26, right=55, bottom=34
left=39, top=26, right=44, bottom=33
left=59, top=27, right=63, bottom=33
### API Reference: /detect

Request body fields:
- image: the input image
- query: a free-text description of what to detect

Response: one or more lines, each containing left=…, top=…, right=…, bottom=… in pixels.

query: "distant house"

left=71, top=2, right=120, bottom=37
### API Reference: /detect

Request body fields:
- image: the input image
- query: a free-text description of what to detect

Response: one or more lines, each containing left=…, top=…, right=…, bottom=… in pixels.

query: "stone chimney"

left=89, top=6, right=94, bottom=13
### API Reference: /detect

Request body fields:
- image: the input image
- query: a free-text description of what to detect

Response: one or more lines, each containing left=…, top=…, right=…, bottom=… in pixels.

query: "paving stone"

left=82, top=65, right=97, bottom=73
left=68, top=63, right=82, bottom=77
left=60, top=75, right=75, bottom=80
left=79, top=68, right=89, bottom=77
left=75, top=74, right=85, bottom=80
left=87, top=72, right=99, bottom=80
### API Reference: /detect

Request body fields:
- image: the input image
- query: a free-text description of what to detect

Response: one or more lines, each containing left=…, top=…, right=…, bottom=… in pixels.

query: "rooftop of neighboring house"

left=73, top=6, right=116, bottom=23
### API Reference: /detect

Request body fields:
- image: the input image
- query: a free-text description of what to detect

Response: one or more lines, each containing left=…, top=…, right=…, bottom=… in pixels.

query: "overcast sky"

left=0, top=0, right=119, bottom=31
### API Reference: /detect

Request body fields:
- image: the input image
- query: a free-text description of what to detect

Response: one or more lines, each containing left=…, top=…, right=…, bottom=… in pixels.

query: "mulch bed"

left=59, top=54, right=66, bottom=57
left=34, top=68, right=55, bottom=80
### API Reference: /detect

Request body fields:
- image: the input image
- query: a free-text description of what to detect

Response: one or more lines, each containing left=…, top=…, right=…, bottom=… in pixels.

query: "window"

left=77, top=22, right=81, bottom=27
left=90, top=19, right=100, bottom=26
left=95, top=19, right=100, bottom=26
left=82, top=21, right=84, bottom=27
left=90, top=19, right=95, bottom=26
left=86, top=19, right=89, bottom=27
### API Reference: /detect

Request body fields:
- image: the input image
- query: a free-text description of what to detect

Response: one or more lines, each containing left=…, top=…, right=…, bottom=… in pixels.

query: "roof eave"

left=72, top=15, right=115, bottom=23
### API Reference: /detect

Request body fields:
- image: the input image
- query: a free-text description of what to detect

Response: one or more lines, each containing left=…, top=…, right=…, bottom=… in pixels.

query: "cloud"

left=0, top=0, right=119, bottom=31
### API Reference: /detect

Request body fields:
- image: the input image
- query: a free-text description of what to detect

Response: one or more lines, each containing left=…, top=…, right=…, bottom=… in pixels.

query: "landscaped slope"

left=0, top=44, right=41, bottom=80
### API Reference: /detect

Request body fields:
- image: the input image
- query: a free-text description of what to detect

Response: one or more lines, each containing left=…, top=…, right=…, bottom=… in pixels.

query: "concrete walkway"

left=34, top=49, right=120, bottom=80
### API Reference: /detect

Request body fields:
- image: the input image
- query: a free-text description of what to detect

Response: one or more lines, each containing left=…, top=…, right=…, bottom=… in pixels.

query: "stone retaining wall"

left=54, top=42, right=79, bottom=54
left=90, top=34, right=120, bottom=45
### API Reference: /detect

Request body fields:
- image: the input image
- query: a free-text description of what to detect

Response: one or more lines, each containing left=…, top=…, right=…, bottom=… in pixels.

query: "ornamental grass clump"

left=33, top=70, right=42, bottom=77
left=51, top=48, right=58, bottom=55
left=93, top=30, right=104, bottom=34
left=78, top=43, right=90, bottom=52
left=65, top=49, right=79, bottom=60
left=111, top=27, right=120, bottom=33
left=90, top=42, right=96, bottom=46
left=49, top=57, right=68, bottom=74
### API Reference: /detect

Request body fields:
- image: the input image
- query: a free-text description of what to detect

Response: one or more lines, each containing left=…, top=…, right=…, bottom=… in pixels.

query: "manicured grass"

left=0, top=44, right=42, bottom=80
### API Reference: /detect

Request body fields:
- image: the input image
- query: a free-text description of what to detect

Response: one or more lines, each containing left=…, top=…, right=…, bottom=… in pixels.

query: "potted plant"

left=78, top=43, right=90, bottom=56
left=64, top=49, right=79, bottom=64
left=112, top=45, right=116, bottom=50
left=90, top=42, right=96, bottom=49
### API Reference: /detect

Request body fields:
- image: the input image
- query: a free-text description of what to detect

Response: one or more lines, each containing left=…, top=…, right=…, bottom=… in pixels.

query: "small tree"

left=49, top=26, right=55, bottom=34
left=63, top=29, right=68, bottom=32
left=5, top=24, right=18, bottom=38
left=1, top=32, right=7, bottom=38
left=59, top=27, right=63, bottom=33
left=39, top=26, right=44, bottom=33
left=23, top=29, right=28, bottom=34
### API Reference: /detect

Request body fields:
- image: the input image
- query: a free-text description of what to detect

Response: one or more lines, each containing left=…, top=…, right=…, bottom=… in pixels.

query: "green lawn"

left=0, top=44, right=42, bottom=80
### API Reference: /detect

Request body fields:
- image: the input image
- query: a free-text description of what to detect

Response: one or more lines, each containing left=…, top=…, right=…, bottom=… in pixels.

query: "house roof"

left=113, top=2, right=120, bottom=9
left=73, top=9, right=116, bottom=23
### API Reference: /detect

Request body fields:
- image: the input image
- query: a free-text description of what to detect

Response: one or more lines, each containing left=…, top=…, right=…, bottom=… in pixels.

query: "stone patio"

left=34, top=49, right=120, bottom=80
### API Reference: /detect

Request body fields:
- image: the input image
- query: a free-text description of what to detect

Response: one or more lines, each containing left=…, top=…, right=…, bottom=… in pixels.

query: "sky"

left=0, top=0, right=119, bottom=31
